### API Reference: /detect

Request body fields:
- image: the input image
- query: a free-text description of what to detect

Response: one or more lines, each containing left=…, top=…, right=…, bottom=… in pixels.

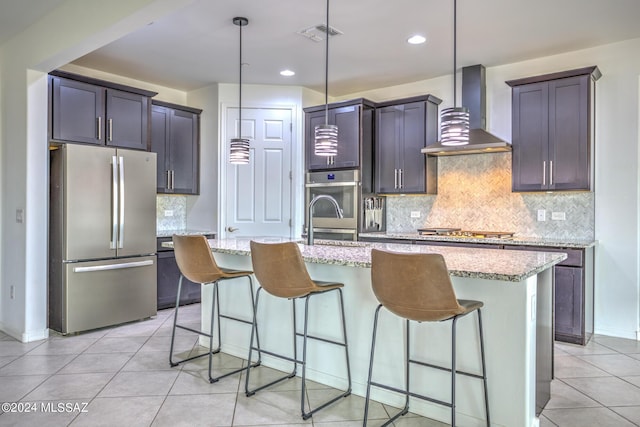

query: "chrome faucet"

left=307, top=195, right=343, bottom=245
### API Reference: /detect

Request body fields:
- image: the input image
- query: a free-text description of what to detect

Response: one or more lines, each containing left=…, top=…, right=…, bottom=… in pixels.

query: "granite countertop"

left=359, top=232, right=596, bottom=249
left=157, top=229, right=217, bottom=238
left=162, top=237, right=566, bottom=283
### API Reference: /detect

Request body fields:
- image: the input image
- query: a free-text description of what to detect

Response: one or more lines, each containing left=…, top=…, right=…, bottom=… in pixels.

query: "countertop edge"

left=163, top=239, right=568, bottom=283
left=359, top=232, right=597, bottom=249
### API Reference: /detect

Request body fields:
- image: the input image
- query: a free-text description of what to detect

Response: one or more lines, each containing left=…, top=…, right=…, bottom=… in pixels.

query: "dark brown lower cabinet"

left=503, top=245, right=594, bottom=345
left=156, top=235, right=215, bottom=310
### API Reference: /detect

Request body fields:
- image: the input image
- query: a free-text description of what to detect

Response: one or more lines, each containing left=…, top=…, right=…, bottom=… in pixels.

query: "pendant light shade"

left=440, top=106, right=469, bottom=146
left=314, top=0, right=338, bottom=157
left=440, top=0, right=469, bottom=146
left=229, top=17, right=250, bottom=165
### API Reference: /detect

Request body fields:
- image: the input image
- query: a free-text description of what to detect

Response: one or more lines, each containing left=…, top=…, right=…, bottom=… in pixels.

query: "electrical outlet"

left=410, top=211, right=421, bottom=218
left=164, top=210, right=174, bottom=217
left=10, top=285, right=15, bottom=299
left=551, top=211, right=566, bottom=221
left=537, top=209, right=546, bottom=222
left=16, top=209, right=23, bottom=223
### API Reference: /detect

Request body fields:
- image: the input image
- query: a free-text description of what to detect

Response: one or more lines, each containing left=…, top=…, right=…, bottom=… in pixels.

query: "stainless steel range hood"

left=422, top=64, right=511, bottom=156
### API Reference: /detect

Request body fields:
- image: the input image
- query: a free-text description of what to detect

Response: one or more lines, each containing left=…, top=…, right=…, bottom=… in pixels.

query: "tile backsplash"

left=386, top=152, right=594, bottom=240
left=156, top=195, right=187, bottom=232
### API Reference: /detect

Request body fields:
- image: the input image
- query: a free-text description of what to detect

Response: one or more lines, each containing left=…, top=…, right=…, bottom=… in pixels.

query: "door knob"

left=226, top=226, right=239, bottom=232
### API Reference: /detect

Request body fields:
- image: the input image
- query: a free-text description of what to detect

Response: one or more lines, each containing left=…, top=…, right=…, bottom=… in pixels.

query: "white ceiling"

left=5, top=0, right=640, bottom=96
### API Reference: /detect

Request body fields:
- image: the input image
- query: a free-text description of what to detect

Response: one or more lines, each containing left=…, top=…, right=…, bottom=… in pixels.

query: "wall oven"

left=305, top=169, right=359, bottom=240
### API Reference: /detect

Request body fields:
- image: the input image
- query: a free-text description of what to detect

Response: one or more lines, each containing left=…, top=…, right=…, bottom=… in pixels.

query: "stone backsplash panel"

left=156, top=195, right=187, bottom=232
left=386, top=152, right=594, bottom=240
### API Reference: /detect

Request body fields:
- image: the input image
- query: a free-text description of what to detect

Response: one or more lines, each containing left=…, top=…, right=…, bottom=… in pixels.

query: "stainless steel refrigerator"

left=49, top=143, right=157, bottom=334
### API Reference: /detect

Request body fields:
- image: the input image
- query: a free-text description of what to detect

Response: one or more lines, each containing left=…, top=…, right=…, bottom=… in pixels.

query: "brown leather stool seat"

left=170, top=235, right=260, bottom=383
left=363, top=249, right=490, bottom=426
left=245, top=241, right=351, bottom=420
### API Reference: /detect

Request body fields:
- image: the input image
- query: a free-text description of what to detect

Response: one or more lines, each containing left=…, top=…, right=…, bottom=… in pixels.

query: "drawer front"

left=505, top=245, right=583, bottom=267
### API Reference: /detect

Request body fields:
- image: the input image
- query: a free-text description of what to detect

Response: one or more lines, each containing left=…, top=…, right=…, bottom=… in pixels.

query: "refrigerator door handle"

left=73, top=259, right=154, bottom=273
left=118, top=156, right=125, bottom=249
left=110, top=156, right=118, bottom=249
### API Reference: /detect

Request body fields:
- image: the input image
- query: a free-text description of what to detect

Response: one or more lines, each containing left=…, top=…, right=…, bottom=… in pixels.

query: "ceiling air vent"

left=297, top=24, right=343, bottom=42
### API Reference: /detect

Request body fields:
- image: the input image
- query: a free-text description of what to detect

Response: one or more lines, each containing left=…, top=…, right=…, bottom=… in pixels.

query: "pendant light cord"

left=324, top=0, right=330, bottom=125
left=453, top=0, right=457, bottom=109
left=238, top=21, right=243, bottom=136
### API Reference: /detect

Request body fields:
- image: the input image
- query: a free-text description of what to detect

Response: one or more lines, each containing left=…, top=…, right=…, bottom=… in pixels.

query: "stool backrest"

left=250, top=241, right=315, bottom=298
left=370, top=249, right=464, bottom=322
left=172, top=235, right=224, bottom=284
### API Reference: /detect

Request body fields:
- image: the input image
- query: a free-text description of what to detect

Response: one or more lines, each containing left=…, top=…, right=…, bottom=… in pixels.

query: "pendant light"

left=314, top=0, right=338, bottom=157
left=229, top=17, right=250, bottom=164
left=440, top=0, right=469, bottom=146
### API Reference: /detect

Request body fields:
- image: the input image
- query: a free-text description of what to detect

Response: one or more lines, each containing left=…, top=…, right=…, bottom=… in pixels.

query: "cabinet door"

left=555, top=266, right=583, bottom=339
left=106, top=89, right=149, bottom=150
left=51, top=77, right=104, bottom=145
left=169, top=109, right=199, bottom=195
left=151, top=105, right=170, bottom=192
left=549, top=75, right=590, bottom=190
left=306, top=110, right=331, bottom=170
left=332, top=105, right=360, bottom=168
left=399, top=101, right=426, bottom=193
left=512, top=82, right=549, bottom=191
left=375, top=105, right=401, bottom=193
left=157, top=251, right=201, bottom=310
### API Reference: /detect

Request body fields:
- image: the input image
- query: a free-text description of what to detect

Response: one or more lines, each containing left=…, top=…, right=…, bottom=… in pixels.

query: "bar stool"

left=363, top=249, right=490, bottom=427
left=170, top=234, right=261, bottom=383
left=245, top=240, right=351, bottom=420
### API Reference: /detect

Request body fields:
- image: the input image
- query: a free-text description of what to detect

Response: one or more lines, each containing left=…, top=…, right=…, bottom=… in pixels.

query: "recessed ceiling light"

left=280, top=69, right=295, bottom=77
left=407, top=35, right=426, bottom=45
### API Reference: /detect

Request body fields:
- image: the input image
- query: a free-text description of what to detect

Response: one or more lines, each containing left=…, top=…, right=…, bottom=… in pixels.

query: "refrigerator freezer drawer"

left=57, top=255, right=157, bottom=334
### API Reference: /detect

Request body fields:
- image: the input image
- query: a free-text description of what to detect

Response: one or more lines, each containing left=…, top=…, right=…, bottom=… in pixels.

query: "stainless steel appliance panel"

left=63, top=255, right=157, bottom=333
left=117, top=150, right=156, bottom=257
left=305, top=170, right=359, bottom=229
left=63, top=144, right=115, bottom=261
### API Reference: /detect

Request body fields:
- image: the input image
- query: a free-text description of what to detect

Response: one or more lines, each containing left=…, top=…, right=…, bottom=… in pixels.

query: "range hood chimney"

left=422, top=64, right=511, bottom=156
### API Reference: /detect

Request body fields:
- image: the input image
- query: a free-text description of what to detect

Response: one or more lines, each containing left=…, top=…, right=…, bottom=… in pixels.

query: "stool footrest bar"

left=370, top=381, right=452, bottom=408
left=294, top=332, right=347, bottom=347
left=409, top=358, right=486, bottom=380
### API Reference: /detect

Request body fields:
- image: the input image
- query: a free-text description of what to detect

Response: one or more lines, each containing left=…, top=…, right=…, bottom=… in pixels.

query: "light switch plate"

left=164, top=210, right=174, bottom=217
left=551, top=212, right=566, bottom=221
left=537, top=209, right=546, bottom=221
left=410, top=211, right=421, bottom=218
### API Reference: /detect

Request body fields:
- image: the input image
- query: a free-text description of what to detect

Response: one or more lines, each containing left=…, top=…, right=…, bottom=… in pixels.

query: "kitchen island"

left=164, top=237, right=565, bottom=427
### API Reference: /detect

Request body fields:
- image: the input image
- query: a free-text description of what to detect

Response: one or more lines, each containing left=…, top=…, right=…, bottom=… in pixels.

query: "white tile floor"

left=1, top=303, right=639, bottom=426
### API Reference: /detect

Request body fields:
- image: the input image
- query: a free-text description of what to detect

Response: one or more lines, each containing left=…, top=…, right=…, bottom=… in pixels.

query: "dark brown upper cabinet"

left=507, top=66, right=601, bottom=192
left=151, top=101, right=201, bottom=195
left=49, top=70, right=156, bottom=150
left=304, top=99, right=375, bottom=167
left=374, top=95, right=441, bottom=194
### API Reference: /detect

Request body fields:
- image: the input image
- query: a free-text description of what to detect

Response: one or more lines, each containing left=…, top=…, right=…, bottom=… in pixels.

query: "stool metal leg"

left=363, top=304, right=382, bottom=426
left=208, top=276, right=262, bottom=383
left=170, top=275, right=218, bottom=368
left=246, top=287, right=351, bottom=420
left=403, top=318, right=411, bottom=415
left=168, top=274, right=185, bottom=367
left=245, top=287, right=297, bottom=397
left=478, top=309, right=490, bottom=426
left=300, top=291, right=351, bottom=420
left=338, top=289, right=352, bottom=393
left=452, top=316, right=459, bottom=426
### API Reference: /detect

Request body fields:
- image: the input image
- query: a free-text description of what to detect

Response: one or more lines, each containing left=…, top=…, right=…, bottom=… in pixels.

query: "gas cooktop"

left=417, top=228, right=515, bottom=239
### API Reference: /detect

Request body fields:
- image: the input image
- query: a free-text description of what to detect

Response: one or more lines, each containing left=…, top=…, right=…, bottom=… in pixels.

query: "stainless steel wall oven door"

left=305, top=170, right=359, bottom=233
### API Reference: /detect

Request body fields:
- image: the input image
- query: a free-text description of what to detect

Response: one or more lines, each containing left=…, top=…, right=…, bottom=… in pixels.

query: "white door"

left=225, top=107, right=293, bottom=237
